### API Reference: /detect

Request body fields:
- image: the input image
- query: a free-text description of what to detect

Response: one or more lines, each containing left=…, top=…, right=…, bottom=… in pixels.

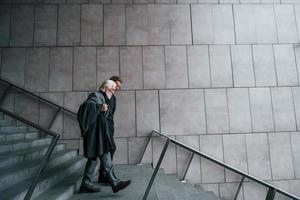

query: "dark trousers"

left=81, top=153, right=119, bottom=186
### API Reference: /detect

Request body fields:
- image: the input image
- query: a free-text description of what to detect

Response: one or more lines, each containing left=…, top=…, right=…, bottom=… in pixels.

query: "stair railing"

left=0, top=107, right=60, bottom=200
left=0, top=78, right=77, bottom=200
left=0, top=78, right=77, bottom=129
left=139, top=130, right=300, bottom=200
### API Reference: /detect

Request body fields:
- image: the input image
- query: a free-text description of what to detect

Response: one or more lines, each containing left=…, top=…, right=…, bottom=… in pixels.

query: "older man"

left=77, top=80, right=130, bottom=193
left=98, top=76, right=122, bottom=184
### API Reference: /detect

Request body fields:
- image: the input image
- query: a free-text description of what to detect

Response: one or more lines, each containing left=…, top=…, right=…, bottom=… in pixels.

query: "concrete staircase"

left=0, top=113, right=221, bottom=200
left=69, top=164, right=221, bottom=200
left=0, top=114, right=86, bottom=200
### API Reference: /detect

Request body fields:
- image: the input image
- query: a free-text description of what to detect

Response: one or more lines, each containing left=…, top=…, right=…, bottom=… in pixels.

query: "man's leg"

left=99, top=153, right=131, bottom=193
left=80, top=157, right=101, bottom=193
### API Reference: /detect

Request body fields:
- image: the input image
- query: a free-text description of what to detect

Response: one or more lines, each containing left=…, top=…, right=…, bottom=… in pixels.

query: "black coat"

left=77, top=92, right=116, bottom=158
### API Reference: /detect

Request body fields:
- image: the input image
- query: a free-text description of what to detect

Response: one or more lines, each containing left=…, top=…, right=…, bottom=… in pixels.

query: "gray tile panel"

left=81, top=5, right=103, bottom=46
left=126, top=5, right=148, bottom=45
left=269, top=132, right=295, bottom=180
left=114, top=138, right=128, bottom=164
left=11, top=5, right=34, bottom=47
left=112, top=0, right=133, bottom=4
left=243, top=182, right=267, bottom=200
left=64, top=92, right=87, bottom=112
left=169, top=5, right=192, bottom=45
left=128, top=137, right=152, bottom=164
left=63, top=114, right=81, bottom=139
left=223, top=134, right=248, bottom=182
left=120, top=47, right=143, bottom=90
left=273, top=45, right=298, bottom=86
left=220, top=182, right=244, bottom=200
left=227, top=88, right=252, bottom=133
left=57, top=5, right=80, bottom=46
left=191, top=5, right=214, bottom=44
left=200, top=135, right=225, bottom=183
left=34, top=5, right=57, bottom=46
left=49, top=47, right=73, bottom=92
left=160, top=89, right=206, bottom=135
left=292, top=87, right=300, bottom=131
left=39, top=92, right=64, bottom=133
left=246, top=133, right=272, bottom=180
left=176, top=135, right=201, bottom=183
left=205, top=89, right=229, bottom=134
left=153, top=136, right=176, bottom=174
left=271, top=87, right=296, bottom=132
left=15, top=93, right=39, bottom=124
left=97, top=47, right=119, bottom=86
left=234, top=5, right=256, bottom=44
left=147, top=5, right=170, bottom=45
left=0, top=5, right=11, bottom=47
left=231, top=45, right=255, bottom=87
left=165, top=46, right=188, bottom=89
left=1, top=48, right=26, bottom=87
left=290, top=132, right=300, bottom=178
left=295, top=6, right=300, bottom=43
left=73, top=47, right=97, bottom=91
left=209, top=45, right=233, bottom=88
left=114, top=91, right=136, bottom=137
left=136, top=90, right=159, bottom=137
left=274, top=5, right=299, bottom=44
left=252, top=45, right=277, bottom=87
left=254, top=5, right=277, bottom=44
left=134, top=0, right=154, bottom=3
left=104, top=5, right=126, bottom=45
left=187, top=45, right=211, bottom=88
left=249, top=88, right=274, bottom=132
left=25, top=48, right=49, bottom=92
left=142, top=46, right=166, bottom=89
left=212, top=5, right=235, bottom=44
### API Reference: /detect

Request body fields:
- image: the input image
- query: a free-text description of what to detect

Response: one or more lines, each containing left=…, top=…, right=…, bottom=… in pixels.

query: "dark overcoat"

left=77, top=92, right=116, bottom=158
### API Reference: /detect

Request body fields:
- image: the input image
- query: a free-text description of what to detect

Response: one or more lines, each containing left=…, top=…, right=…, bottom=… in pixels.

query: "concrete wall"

left=1, top=1, right=300, bottom=199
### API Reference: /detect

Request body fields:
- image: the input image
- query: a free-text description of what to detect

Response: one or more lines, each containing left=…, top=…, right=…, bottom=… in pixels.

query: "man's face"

left=107, top=85, right=116, bottom=96
left=115, top=81, right=122, bottom=92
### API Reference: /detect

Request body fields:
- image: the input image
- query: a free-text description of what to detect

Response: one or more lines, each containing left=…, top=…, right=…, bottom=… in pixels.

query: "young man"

left=98, top=76, right=122, bottom=184
left=77, top=80, right=130, bottom=193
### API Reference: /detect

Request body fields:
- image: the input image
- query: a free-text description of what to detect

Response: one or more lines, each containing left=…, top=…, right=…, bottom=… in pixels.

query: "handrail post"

left=180, top=152, right=194, bottom=182
left=234, top=176, right=245, bottom=200
left=266, top=188, right=277, bottom=200
left=138, top=131, right=153, bottom=165
left=143, top=138, right=170, bottom=200
left=24, top=134, right=60, bottom=200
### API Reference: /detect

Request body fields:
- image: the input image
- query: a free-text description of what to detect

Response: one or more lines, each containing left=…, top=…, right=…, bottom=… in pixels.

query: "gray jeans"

left=81, top=153, right=119, bottom=186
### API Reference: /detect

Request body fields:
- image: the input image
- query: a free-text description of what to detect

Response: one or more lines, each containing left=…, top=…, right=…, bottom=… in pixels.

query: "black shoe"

left=79, top=184, right=101, bottom=193
left=112, top=180, right=131, bottom=193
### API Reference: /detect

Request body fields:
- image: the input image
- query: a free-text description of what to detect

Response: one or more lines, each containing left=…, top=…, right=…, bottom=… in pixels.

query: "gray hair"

left=99, top=80, right=116, bottom=91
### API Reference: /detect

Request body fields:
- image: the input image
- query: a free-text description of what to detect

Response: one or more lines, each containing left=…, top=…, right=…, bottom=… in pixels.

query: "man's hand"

left=101, top=104, right=108, bottom=112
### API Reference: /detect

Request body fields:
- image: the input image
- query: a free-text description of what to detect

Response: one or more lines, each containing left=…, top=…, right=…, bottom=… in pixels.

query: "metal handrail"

left=141, top=130, right=300, bottom=200
left=0, top=107, right=60, bottom=200
left=0, top=78, right=76, bottom=116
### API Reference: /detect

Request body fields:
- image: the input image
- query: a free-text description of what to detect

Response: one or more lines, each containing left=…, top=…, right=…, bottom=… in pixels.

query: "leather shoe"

left=79, top=184, right=101, bottom=193
left=112, top=180, right=131, bottom=193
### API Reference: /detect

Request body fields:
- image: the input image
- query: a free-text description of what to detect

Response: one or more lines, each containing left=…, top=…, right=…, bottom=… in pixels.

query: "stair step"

left=0, top=131, right=39, bottom=142
left=0, top=138, right=52, bottom=153
left=0, top=143, right=65, bottom=169
left=0, top=126, right=28, bottom=133
left=0, top=149, right=79, bottom=192
left=33, top=168, right=84, bottom=200
left=0, top=156, right=85, bottom=200
left=0, top=119, right=13, bottom=126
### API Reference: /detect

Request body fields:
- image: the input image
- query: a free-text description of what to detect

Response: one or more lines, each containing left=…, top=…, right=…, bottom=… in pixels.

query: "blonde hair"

left=98, top=80, right=116, bottom=91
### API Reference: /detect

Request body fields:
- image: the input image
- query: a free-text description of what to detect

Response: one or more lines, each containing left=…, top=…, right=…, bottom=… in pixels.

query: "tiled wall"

left=1, top=2, right=300, bottom=199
